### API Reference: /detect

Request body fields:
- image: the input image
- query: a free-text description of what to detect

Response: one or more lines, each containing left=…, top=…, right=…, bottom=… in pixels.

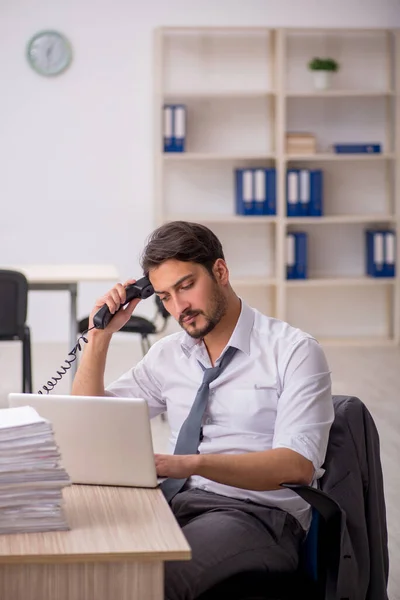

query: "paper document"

left=0, top=406, right=71, bottom=535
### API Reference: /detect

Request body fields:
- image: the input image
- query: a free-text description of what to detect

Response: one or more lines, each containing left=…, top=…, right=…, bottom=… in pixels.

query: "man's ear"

left=212, top=259, right=229, bottom=285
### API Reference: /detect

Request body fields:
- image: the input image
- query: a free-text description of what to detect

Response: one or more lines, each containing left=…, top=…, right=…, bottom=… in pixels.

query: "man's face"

left=149, top=259, right=227, bottom=339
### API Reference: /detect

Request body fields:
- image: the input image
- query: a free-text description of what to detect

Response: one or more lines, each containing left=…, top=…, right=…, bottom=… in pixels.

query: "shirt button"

left=206, top=417, right=212, bottom=425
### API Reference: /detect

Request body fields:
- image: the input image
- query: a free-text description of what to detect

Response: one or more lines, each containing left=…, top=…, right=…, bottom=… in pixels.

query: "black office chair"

left=78, top=295, right=171, bottom=357
left=196, top=394, right=389, bottom=600
left=195, top=484, right=342, bottom=600
left=0, top=270, right=33, bottom=393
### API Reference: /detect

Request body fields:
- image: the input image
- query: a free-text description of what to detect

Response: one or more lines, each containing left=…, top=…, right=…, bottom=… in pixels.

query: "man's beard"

left=178, top=286, right=227, bottom=339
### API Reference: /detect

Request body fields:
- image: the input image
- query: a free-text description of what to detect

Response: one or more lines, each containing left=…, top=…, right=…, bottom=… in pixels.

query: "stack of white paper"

left=0, top=406, right=71, bottom=534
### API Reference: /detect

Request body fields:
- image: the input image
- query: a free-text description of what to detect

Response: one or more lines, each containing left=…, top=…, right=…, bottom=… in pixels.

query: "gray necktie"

left=161, top=345, right=237, bottom=502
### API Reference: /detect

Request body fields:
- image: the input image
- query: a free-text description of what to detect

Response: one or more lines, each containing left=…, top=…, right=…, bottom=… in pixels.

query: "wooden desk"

left=0, top=485, right=191, bottom=600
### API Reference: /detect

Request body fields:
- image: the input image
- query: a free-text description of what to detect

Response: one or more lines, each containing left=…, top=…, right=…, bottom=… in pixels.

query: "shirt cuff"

left=273, top=434, right=325, bottom=480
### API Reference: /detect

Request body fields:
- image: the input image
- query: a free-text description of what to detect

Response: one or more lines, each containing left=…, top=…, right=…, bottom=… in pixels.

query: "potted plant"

left=308, top=57, right=339, bottom=90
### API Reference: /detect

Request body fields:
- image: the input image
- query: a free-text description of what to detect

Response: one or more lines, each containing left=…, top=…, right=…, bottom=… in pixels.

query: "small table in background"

left=2, top=264, right=120, bottom=381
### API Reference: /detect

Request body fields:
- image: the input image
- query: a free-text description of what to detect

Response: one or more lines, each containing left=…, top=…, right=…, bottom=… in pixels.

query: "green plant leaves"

left=308, top=57, right=339, bottom=72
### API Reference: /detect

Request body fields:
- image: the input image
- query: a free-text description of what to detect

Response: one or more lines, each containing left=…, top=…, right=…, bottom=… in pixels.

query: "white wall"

left=0, top=0, right=399, bottom=343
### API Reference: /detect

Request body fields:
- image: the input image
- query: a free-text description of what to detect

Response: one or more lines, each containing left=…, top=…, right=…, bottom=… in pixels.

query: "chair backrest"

left=299, top=505, right=337, bottom=599
left=301, top=507, right=320, bottom=582
left=284, top=395, right=389, bottom=600
left=320, top=395, right=389, bottom=599
left=0, top=270, right=29, bottom=338
left=281, top=482, right=343, bottom=599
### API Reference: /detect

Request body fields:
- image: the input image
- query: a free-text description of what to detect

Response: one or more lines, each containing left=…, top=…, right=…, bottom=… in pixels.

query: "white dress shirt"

left=106, top=300, right=334, bottom=530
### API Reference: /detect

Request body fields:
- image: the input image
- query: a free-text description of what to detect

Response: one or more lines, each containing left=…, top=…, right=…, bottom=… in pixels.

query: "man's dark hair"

left=140, top=221, right=225, bottom=276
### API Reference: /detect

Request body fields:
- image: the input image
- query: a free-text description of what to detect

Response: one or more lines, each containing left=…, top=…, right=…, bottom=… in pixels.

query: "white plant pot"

left=312, top=70, right=332, bottom=90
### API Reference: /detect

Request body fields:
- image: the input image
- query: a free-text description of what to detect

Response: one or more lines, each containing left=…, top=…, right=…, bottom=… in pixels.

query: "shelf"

left=164, top=152, right=394, bottom=162
left=285, top=153, right=395, bottom=161
left=318, top=336, right=396, bottom=347
left=285, top=27, right=392, bottom=33
left=163, top=215, right=277, bottom=224
left=160, top=26, right=274, bottom=32
left=285, top=215, right=397, bottom=225
left=285, top=277, right=396, bottom=287
left=164, top=215, right=397, bottom=226
left=285, top=90, right=395, bottom=98
left=156, top=27, right=400, bottom=345
left=163, top=153, right=275, bottom=161
left=232, top=277, right=276, bottom=287
left=163, top=90, right=276, bottom=99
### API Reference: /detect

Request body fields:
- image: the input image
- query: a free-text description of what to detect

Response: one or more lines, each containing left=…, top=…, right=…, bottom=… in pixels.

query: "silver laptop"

left=8, top=393, right=160, bottom=488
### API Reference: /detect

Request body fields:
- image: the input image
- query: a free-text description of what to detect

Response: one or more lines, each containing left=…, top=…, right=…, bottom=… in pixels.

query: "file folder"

left=299, top=170, right=310, bottom=217
left=235, top=169, right=254, bottom=215
left=384, top=231, right=396, bottom=277
left=286, top=169, right=323, bottom=217
left=174, top=105, right=186, bottom=152
left=366, top=230, right=391, bottom=277
left=265, top=168, right=276, bottom=215
left=286, top=232, right=308, bottom=279
left=254, top=168, right=277, bottom=215
left=254, top=169, right=266, bottom=215
left=286, top=233, right=296, bottom=279
left=235, top=168, right=276, bottom=216
left=163, top=104, right=186, bottom=152
left=287, top=170, right=299, bottom=217
left=163, top=105, right=174, bottom=152
left=295, top=232, right=308, bottom=279
left=309, top=170, right=323, bottom=217
left=334, top=143, right=381, bottom=154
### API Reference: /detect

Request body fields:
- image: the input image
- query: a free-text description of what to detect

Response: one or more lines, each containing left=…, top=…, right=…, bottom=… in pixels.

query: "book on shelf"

left=286, top=169, right=323, bottom=217
left=286, top=132, right=317, bottom=155
left=365, top=229, right=396, bottom=278
left=0, top=406, right=71, bottom=535
left=333, top=143, right=382, bottom=154
left=235, top=168, right=276, bottom=216
left=163, top=104, right=186, bottom=152
left=286, top=232, right=308, bottom=279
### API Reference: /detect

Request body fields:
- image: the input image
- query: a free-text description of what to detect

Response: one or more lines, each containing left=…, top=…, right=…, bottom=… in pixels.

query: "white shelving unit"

left=154, top=27, right=400, bottom=345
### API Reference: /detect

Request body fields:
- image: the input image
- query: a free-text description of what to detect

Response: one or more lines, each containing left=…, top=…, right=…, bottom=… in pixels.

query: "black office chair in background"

left=78, top=295, right=171, bottom=357
left=0, top=270, right=33, bottom=393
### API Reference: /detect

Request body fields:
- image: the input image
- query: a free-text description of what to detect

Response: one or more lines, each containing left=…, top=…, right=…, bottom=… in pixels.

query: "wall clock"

left=27, top=30, right=72, bottom=76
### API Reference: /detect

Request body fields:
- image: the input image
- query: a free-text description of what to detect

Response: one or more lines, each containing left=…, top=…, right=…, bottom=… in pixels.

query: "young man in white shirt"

left=72, top=220, right=334, bottom=600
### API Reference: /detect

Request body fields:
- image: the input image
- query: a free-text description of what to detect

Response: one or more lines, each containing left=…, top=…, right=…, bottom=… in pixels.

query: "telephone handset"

left=37, top=276, right=154, bottom=394
left=93, top=276, right=154, bottom=329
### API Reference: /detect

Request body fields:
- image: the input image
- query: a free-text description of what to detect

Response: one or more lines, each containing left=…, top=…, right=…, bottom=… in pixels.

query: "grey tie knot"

left=200, top=364, right=222, bottom=387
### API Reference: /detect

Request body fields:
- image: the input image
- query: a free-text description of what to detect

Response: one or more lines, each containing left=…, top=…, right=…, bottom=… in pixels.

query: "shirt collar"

left=180, top=299, right=255, bottom=358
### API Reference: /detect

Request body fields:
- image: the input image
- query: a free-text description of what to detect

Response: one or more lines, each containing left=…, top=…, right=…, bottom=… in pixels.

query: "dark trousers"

left=164, top=488, right=305, bottom=600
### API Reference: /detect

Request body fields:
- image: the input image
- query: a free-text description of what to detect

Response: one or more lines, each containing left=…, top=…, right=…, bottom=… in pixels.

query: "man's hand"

left=88, top=279, right=141, bottom=333
left=155, top=454, right=199, bottom=479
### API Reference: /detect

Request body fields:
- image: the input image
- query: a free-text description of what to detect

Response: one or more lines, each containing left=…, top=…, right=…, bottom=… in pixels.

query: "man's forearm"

left=194, top=448, right=314, bottom=491
left=71, top=331, right=113, bottom=396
